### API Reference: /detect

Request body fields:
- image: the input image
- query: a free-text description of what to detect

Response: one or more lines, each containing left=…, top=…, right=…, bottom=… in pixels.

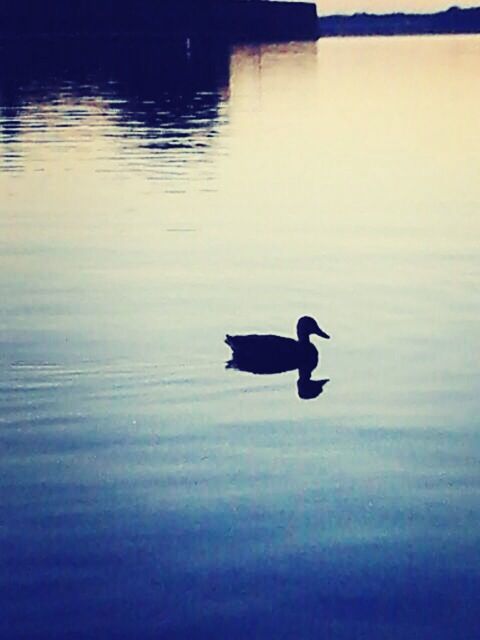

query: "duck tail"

left=225, top=335, right=240, bottom=353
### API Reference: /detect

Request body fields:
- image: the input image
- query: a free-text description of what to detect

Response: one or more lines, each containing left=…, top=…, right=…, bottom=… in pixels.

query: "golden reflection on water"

left=1, top=36, right=479, bottom=392
left=2, top=36, right=479, bottom=240
left=227, top=37, right=480, bottom=242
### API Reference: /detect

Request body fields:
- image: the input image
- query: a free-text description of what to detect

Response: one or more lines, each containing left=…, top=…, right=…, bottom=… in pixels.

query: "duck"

left=225, top=316, right=330, bottom=375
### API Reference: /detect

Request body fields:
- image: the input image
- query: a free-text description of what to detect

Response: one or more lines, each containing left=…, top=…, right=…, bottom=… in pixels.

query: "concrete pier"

left=0, top=1, right=318, bottom=42
left=225, top=2, right=318, bottom=41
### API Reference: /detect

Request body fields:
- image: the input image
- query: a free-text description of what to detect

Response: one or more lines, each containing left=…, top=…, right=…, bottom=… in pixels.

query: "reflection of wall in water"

left=0, top=37, right=232, bottom=162
left=229, top=42, right=318, bottom=119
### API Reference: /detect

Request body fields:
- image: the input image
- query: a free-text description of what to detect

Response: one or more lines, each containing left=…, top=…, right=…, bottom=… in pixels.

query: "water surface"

left=1, top=35, right=479, bottom=639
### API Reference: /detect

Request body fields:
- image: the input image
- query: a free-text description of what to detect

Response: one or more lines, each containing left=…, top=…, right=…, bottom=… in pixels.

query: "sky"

left=297, top=1, right=480, bottom=15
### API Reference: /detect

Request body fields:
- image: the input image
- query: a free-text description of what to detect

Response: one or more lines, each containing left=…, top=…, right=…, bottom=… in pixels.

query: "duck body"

left=226, top=333, right=318, bottom=374
left=225, top=316, right=330, bottom=375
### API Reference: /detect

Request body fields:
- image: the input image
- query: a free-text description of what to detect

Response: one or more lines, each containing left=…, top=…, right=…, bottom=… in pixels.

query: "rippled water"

left=1, top=35, right=479, bottom=639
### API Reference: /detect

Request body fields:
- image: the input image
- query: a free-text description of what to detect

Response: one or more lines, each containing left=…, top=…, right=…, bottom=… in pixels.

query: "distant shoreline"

left=318, top=6, right=480, bottom=37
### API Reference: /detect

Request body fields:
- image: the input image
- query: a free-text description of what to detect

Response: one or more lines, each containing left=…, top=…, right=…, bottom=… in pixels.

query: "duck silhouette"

left=225, top=316, right=330, bottom=376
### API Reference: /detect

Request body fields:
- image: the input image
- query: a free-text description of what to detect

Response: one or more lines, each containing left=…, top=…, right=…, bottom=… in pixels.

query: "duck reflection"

left=297, top=366, right=329, bottom=400
left=226, top=316, right=331, bottom=400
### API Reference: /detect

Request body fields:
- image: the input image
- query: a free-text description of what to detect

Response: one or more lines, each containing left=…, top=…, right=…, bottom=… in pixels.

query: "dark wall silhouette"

left=0, top=1, right=318, bottom=41
left=0, top=1, right=214, bottom=36
left=223, top=1, right=318, bottom=41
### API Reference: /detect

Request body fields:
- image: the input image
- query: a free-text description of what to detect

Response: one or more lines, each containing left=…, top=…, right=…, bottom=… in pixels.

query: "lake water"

left=1, top=35, right=479, bottom=639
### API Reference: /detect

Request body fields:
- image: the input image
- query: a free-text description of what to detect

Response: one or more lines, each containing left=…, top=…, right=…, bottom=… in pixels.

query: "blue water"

left=1, top=36, right=479, bottom=639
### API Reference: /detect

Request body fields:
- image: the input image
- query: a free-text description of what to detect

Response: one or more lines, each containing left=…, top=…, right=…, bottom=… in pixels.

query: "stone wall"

left=0, top=1, right=318, bottom=42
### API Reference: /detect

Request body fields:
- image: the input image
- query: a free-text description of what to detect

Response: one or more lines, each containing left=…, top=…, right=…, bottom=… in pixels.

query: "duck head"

left=296, top=316, right=330, bottom=342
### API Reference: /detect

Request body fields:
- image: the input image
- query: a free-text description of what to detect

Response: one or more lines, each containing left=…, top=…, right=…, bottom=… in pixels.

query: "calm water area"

left=1, top=34, right=479, bottom=639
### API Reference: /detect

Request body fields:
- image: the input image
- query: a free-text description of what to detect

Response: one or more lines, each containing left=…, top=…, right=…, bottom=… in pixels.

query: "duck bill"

left=315, top=327, right=330, bottom=339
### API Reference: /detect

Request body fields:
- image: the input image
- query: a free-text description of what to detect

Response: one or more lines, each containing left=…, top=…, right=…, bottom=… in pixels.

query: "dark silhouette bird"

left=225, top=316, right=330, bottom=375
